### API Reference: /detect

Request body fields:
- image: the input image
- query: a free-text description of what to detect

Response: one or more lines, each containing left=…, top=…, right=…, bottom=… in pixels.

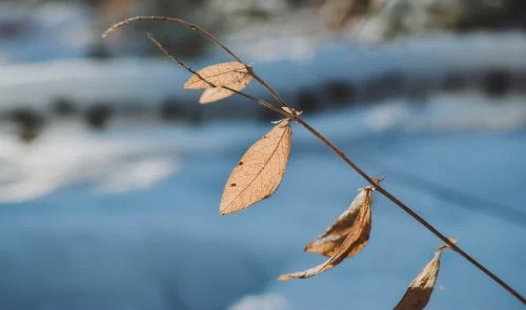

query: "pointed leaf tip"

left=220, top=121, right=292, bottom=214
left=393, top=244, right=451, bottom=310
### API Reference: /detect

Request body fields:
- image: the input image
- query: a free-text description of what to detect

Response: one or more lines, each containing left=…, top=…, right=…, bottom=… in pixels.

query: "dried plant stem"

left=250, top=74, right=294, bottom=109
left=103, top=17, right=525, bottom=305
left=103, top=16, right=243, bottom=63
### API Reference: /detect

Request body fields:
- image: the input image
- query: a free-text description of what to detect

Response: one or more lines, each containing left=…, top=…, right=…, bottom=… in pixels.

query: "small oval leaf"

left=199, top=80, right=251, bottom=104
left=220, top=120, right=292, bottom=215
left=278, top=187, right=374, bottom=281
left=184, top=61, right=252, bottom=89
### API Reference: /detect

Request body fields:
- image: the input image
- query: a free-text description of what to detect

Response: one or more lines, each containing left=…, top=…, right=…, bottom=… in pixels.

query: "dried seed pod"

left=278, top=184, right=376, bottom=281
left=394, top=239, right=456, bottom=310
left=304, top=187, right=373, bottom=257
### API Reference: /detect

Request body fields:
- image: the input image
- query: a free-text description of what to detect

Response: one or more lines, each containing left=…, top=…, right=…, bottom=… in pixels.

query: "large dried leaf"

left=199, top=80, right=250, bottom=104
left=220, top=120, right=292, bottom=215
left=278, top=187, right=373, bottom=281
left=304, top=187, right=373, bottom=257
left=183, top=61, right=252, bottom=89
left=394, top=239, right=455, bottom=310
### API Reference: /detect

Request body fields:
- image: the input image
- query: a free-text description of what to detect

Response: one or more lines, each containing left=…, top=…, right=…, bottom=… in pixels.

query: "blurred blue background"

left=0, top=0, right=525, bottom=309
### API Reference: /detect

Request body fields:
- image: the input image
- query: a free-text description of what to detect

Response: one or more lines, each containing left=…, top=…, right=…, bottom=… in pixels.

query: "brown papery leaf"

left=278, top=186, right=373, bottom=281
left=393, top=239, right=456, bottom=310
left=183, top=61, right=252, bottom=89
left=199, top=80, right=250, bottom=104
left=304, top=180, right=380, bottom=257
left=220, top=120, right=292, bottom=215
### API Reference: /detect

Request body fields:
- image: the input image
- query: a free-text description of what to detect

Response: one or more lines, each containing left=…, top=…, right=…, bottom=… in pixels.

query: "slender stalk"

left=251, top=74, right=293, bottom=109
left=103, top=17, right=526, bottom=305
left=103, top=16, right=244, bottom=63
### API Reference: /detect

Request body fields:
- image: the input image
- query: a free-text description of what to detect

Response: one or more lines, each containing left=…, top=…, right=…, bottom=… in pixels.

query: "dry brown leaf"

left=278, top=186, right=374, bottom=281
left=183, top=61, right=252, bottom=89
left=393, top=250, right=442, bottom=310
left=199, top=80, right=250, bottom=104
left=393, top=239, right=456, bottom=310
left=304, top=182, right=379, bottom=257
left=220, top=120, right=292, bottom=215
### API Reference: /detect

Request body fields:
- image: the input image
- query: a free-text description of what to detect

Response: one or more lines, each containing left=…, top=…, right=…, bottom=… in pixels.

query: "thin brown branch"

left=250, top=74, right=294, bottom=110
left=102, top=16, right=243, bottom=63
left=145, top=33, right=214, bottom=87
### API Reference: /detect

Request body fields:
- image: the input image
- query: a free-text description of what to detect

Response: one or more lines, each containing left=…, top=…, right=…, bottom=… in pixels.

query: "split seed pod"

left=278, top=181, right=379, bottom=281
left=394, top=239, right=456, bottom=310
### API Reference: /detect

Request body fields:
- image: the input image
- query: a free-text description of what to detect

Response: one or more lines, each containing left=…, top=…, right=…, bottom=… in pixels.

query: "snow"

left=0, top=124, right=180, bottom=201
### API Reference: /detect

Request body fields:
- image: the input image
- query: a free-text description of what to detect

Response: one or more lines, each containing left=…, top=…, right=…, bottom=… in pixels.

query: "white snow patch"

left=96, top=157, right=175, bottom=194
left=365, top=95, right=526, bottom=132
left=0, top=125, right=179, bottom=202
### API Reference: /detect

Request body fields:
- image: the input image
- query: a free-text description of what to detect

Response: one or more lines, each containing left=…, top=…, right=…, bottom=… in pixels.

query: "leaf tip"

left=277, top=274, right=292, bottom=281
left=219, top=201, right=245, bottom=215
left=303, top=242, right=323, bottom=255
left=219, top=205, right=232, bottom=215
